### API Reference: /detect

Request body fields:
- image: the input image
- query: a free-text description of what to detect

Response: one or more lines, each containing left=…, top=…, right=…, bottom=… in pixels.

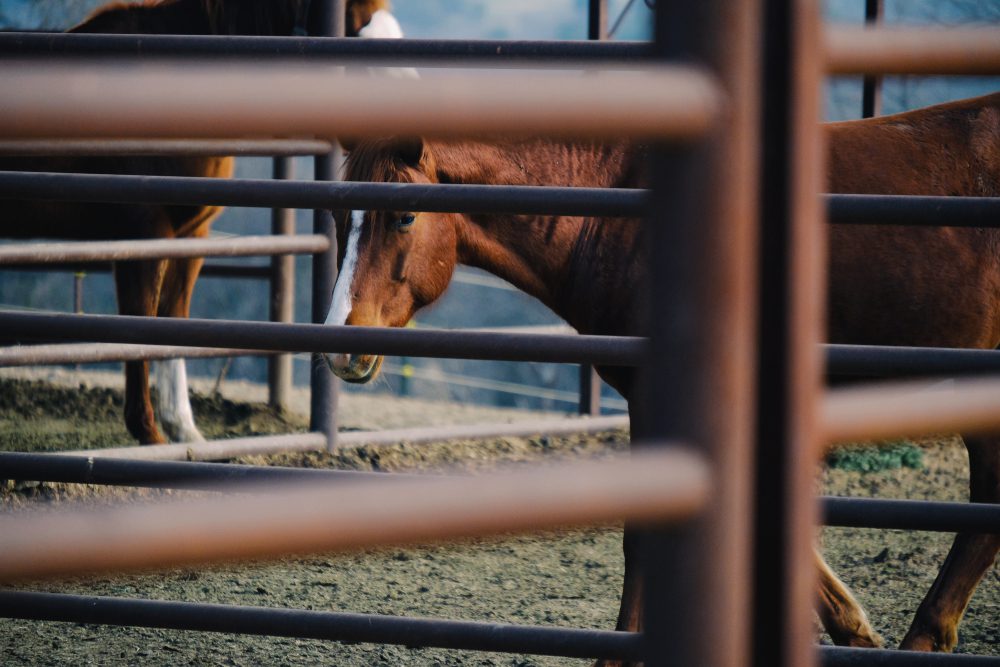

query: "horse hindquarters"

left=901, top=435, right=1000, bottom=651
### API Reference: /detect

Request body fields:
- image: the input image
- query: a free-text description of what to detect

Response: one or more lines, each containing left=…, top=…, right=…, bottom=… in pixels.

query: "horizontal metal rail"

left=0, top=33, right=651, bottom=64
left=0, top=62, right=722, bottom=140
left=826, top=344, right=1000, bottom=379
left=2, top=452, right=994, bottom=535
left=0, top=452, right=420, bottom=490
left=6, top=310, right=1000, bottom=378
left=827, top=195, right=1000, bottom=228
left=0, top=311, right=646, bottom=366
left=0, top=138, right=332, bottom=157
left=821, top=645, right=1000, bottom=666
left=3, top=173, right=999, bottom=226
left=0, top=342, right=272, bottom=366
left=823, top=497, right=1000, bottom=534
left=0, top=447, right=708, bottom=581
left=6, top=262, right=273, bottom=280
left=0, top=171, right=647, bottom=217
left=823, top=376, right=1000, bottom=443
left=0, top=235, right=328, bottom=265
left=20, top=416, right=631, bottom=463
left=0, top=591, right=643, bottom=662
left=49, top=433, right=328, bottom=462
left=826, top=26, right=1000, bottom=75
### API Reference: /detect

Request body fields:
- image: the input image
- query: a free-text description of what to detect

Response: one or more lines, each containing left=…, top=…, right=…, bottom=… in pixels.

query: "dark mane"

left=79, top=0, right=389, bottom=36
left=345, top=137, right=431, bottom=185
left=201, top=0, right=305, bottom=35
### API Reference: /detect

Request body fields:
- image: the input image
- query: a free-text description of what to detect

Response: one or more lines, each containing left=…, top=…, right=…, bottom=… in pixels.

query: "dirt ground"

left=0, top=372, right=998, bottom=665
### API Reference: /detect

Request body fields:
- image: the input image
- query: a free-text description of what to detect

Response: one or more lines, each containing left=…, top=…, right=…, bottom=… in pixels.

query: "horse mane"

left=79, top=0, right=389, bottom=36
left=345, top=137, right=436, bottom=185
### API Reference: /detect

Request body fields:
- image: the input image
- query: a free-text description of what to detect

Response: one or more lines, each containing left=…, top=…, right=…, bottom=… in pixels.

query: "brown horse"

left=0, top=0, right=394, bottom=444
left=323, top=91, right=1000, bottom=661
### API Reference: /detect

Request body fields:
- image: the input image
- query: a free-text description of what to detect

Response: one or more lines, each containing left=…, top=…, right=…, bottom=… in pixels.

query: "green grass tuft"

left=826, top=441, right=924, bottom=473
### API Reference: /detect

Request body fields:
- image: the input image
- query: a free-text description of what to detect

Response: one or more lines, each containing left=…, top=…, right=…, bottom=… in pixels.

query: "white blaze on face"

left=325, top=209, right=366, bottom=327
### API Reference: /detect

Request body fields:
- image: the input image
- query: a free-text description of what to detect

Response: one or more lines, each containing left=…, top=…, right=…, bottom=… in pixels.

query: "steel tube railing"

left=0, top=171, right=647, bottom=217
left=0, top=311, right=646, bottom=366
left=0, top=448, right=708, bottom=581
left=0, top=452, right=416, bottom=490
left=0, top=63, right=721, bottom=140
left=826, top=344, right=1000, bottom=378
left=0, top=591, right=643, bottom=662
left=823, top=376, right=1000, bottom=443
left=3, top=451, right=995, bottom=535
left=27, top=416, right=631, bottom=463
left=826, top=26, right=1000, bottom=75
left=0, top=235, right=328, bottom=265
left=8, top=311, right=1000, bottom=380
left=827, top=195, right=1000, bottom=227
left=0, top=138, right=332, bottom=156
left=48, top=433, right=327, bottom=462
left=0, top=343, right=269, bottom=366
left=4, top=262, right=273, bottom=279
left=0, top=33, right=651, bottom=64
left=9, top=309, right=1000, bottom=377
left=822, top=497, right=1000, bottom=534
left=821, top=646, right=1000, bottom=666
left=5, top=173, right=1000, bottom=226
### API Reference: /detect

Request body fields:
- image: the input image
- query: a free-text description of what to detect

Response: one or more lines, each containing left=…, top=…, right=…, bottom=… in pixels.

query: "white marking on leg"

left=325, top=209, right=365, bottom=326
left=153, top=358, right=204, bottom=443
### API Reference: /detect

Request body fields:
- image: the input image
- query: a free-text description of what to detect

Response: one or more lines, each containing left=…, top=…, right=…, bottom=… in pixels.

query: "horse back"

left=825, top=93, right=1000, bottom=349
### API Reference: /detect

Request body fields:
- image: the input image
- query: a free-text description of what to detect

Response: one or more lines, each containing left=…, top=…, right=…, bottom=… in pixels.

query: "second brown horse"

left=0, top=0, right=397, bottom=444
left=323, top=92, right=1000, bottom=661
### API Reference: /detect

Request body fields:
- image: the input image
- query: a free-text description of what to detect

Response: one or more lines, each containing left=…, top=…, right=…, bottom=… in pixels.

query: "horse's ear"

left=338, top=135, right=359, bottom=152
left=394, top=136, right=425, bottom=168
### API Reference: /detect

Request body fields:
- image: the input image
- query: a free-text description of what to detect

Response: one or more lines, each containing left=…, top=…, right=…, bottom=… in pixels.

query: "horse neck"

left=431, top=139, right=645, bottom=336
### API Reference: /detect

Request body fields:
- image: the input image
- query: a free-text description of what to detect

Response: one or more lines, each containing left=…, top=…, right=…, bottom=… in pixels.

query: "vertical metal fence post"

left=269, top=156, right=295, bottom=412
left=752, top=1, right=825, bottom=666
left=861, top=0, right=883, bottom=118
left=310, top=0, right=345, bottom=450
left=640, top=2, right=760, bottom=665
left=588, top=0, right=607, bottom=40
left=577, top=0, right=607, bottom=417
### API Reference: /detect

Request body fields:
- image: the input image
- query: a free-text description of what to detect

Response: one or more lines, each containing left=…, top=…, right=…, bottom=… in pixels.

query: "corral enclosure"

left=1, top=0, right=997, bottom=413
left=0, top=0, right=1000, bottom=666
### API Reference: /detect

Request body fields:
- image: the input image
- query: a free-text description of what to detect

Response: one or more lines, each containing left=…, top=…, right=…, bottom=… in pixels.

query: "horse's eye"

left=396, top=213, right=416, bottom=232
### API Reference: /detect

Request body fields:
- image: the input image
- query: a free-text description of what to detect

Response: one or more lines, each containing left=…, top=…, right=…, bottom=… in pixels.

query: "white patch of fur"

left=359, top=9, right=404, bottom=38
left=325, top=209, right=365, bottom=326
left=153, top=358, right=204, bottom=443
left=359, top=10, right=419, bottom=79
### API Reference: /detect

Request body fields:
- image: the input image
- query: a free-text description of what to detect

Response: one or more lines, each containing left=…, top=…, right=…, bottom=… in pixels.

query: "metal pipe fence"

left=4, top=171, right=1000, bottom=225
left=2, top=0, right=1000, bottom=664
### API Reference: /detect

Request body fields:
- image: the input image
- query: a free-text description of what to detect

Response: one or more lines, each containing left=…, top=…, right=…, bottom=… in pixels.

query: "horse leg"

left=595, top=526, right=642, bottom=667
left=114, top=258, right=168, bottom=444
left=815, top=548, right=882, bottom=647
left=900, top=435, right=1000, bottom=652
left=152, top=256, right=205, bottom=442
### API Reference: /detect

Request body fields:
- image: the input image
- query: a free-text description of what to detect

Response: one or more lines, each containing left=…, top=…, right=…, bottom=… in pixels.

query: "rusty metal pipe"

left=0, top=235, right=328, bottom=265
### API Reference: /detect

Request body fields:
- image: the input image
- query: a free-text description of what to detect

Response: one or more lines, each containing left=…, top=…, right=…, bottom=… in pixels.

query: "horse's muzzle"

left=324, top=352, right=383, bottom=384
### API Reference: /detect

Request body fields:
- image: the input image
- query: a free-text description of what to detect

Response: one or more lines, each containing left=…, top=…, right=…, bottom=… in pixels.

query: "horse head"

left=324, top=137, right=459, bottom=383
